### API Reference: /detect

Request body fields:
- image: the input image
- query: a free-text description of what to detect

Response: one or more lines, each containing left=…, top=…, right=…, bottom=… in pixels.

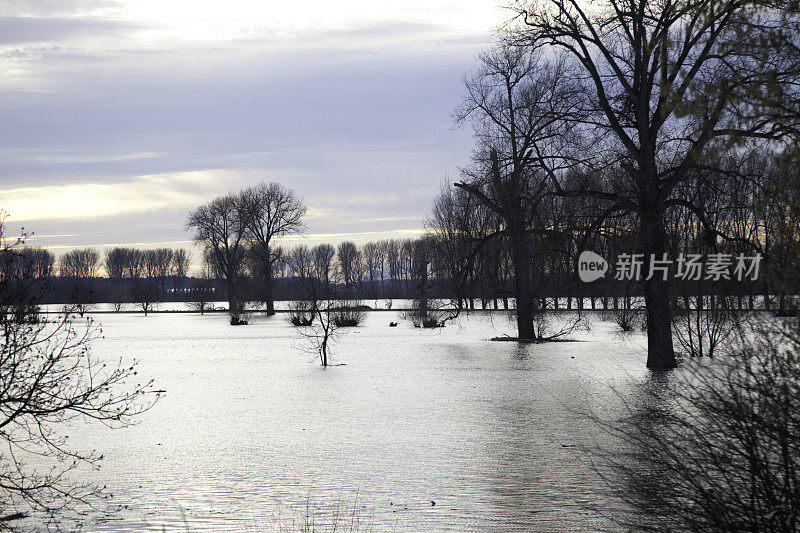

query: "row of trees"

left=17, top=0, right=800, bottom=370
left=103, top=247, right=192, bottom=315
left=0, top=244, right=193, bottom=316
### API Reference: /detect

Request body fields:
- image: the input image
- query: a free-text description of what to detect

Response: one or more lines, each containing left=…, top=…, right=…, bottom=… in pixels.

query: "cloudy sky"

left=1, top=0, right=507, bottom=263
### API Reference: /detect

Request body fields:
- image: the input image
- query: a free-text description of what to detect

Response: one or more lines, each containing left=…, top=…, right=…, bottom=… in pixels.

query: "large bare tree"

left=238, top=182, right=306, bottom=315
left=510, top=0, right=800, bottom=367
left=337, top=241, right=360, bottom=292
left=454, top=45, right=582, bottom=340
left=187, top=194, right=248, bottom=325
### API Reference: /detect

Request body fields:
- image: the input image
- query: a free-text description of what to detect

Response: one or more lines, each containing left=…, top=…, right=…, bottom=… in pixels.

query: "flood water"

left=57, top=309, right=653, bottom=531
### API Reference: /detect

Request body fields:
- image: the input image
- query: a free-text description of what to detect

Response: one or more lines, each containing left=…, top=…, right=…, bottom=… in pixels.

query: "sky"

left=0, top=0, right=508, bottom=265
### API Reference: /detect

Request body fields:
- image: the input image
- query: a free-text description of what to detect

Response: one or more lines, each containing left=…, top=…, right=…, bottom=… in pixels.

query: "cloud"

left=0, top=171, right=221, bottom=222
left=0, top=0, right=123, bottom=17
left=0, top=2, right=499, bottom=252
left=0, top=16, right=141, bottom=44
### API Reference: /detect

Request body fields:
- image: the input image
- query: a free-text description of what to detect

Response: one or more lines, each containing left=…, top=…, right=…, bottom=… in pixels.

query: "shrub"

left=604, top=303, right=643, bottom=333
left=332, top=302, right=366, bottom=327
left=288, top=300, right=314, bottom=327
left=672, top=294, right=745, bottom=358
left=599, top=319, right=800, bottom=532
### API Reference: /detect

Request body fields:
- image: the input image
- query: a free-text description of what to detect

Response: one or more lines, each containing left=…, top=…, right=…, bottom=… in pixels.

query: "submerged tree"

left=187, top=194, right=248, bottom=325
left=238, top=182, right=306, bottom=316
left=288, top=244, right=339, bottom=366
left=454, top=45, right=582, bottom=340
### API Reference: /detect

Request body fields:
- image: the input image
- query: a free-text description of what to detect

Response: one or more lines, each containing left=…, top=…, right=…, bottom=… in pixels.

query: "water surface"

left=61, top=311, right=651, bottom=531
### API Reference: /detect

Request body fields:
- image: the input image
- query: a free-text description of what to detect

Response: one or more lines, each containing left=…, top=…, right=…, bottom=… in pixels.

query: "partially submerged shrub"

left=331, top=301, right=367, bottom=327
left=288, top=300, right=314, bottom=327
left=422, top=317, right=444, bottom=329
left=599, top=320, right=800, bottom=532
left=672, top=294, right=745, bottom=358
left=604, top=304, right=643, bottom=333
left=403, top=307, right=450, bottom=328
left=403, top=298, right=458, bottom=328
left=290, top=315, right=313, bottom=326
left=332, top=308, right=365, bottom=327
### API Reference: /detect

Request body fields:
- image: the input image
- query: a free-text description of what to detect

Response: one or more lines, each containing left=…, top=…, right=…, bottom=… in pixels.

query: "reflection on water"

left=50, top=311, right=655, bottom=531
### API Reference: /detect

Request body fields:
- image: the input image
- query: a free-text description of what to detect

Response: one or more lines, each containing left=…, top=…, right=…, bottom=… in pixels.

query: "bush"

left=403, top=298, right=458, bottom=329
left=604, top=303, right=643, bottom=333
left=599, top=319, right=800, bottom=532
left=672, top=294, right=745, bottom=358
left=332, top=302, right=366, bottom=327
left=421, top=317, right=444, bottom=328
left=288, top=300, right=314, bottom=327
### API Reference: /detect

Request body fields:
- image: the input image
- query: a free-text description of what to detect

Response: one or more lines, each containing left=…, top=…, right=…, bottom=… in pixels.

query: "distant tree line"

left=0, top=245, right=194, bottom=316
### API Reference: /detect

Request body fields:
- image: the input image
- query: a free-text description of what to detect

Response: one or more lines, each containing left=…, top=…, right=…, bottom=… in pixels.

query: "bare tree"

left=59, top=248, right=100, bottom=316
left=404, top=237, right=459, bottom=328
left=287, top=244, right=339, bottom=365
left=105, top=247, right=130, bottom=311
left=362, top=242, right=382, bottom=299
left=0, top=247, right=55, bottom=323
left=287, top=243, right=363, bottom=352
left=312, top=244, right=335, bottom=288
left=127, top=249, right=160, bottom=316
left=0, top=221, right=54, bottom=325
left=337, top=241, right=359, bottom=293
left=238, top=182, right=306, bottom=316
left=172, top=248, right=192, bottom=298
left=188, top=253, right=215, bottom=314
left=187, top=194, right=248, bottom=325
left=385, top=239, right=402, bottom=298
left=510, top=0, right=800, bottom=366
left=19, top=248, right=54, bottom=281
left=0, top=217, right=160, bottom=528
left=454, top=45, right=581, bottom=339
left=427, top=182, right=484, bottom=310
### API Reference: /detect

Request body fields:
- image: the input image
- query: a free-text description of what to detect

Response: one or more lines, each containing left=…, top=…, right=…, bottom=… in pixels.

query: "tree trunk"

left=264, top=260, right=275, bottom=316
left=227, top=276, right=239, bottom=324
left=511, top=226, right=535, bottom=339
left=641, top=203, right=677, bottom=368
